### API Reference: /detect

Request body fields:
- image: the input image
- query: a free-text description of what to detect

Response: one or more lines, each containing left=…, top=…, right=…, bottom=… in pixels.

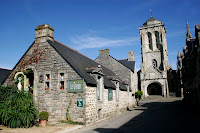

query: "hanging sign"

left=68, top=79, right=84, bottom=93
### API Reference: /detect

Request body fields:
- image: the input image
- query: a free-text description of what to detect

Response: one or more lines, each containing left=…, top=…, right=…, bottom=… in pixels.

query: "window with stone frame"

left=155, top=31, right=160, bottom=49
left=108, top=88, right=113, bottom=101
left=60, top=73, right=65, bottom=90
left=97, top=75, right=103, bottom=101
left=45, top=73, right=51, bottom=90
left=148, top=32, right=153, bottom=50
left=152, top=59, right=158, bottom=68
left=160, top=33, right=163, bottom=42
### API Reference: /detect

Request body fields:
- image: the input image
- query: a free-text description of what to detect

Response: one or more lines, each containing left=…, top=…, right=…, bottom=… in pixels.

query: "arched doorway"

left=24, top=69, right=34, bottom=95
left=147, top=82, right=162, bottom=95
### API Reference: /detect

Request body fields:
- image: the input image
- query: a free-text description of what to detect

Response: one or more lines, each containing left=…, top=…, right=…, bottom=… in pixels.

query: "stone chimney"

left=128, top=51, right=135, bottom=61
left=99, top=49, right=110, bottom=57
left=35, top=24, right=54, bottom=43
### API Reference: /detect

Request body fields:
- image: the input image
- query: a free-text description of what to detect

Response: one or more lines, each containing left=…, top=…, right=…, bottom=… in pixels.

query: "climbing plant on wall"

left=18, top=42, right=48, bottom=71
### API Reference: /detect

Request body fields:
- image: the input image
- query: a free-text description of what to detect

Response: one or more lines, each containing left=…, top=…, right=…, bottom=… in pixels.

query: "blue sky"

left=0, top=0, right=200, bottom=71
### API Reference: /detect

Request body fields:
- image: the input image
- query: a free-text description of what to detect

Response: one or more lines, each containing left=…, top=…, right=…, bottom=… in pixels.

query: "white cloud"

left=69, top=34, right=140, bottom=50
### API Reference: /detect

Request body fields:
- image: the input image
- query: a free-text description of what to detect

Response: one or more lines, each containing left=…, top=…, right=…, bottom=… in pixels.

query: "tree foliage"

left=135, top=90, right=143, bottom=99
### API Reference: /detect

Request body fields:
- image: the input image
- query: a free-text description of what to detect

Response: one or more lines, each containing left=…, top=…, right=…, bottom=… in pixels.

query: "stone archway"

left=147, top=82, right=162, bottom=95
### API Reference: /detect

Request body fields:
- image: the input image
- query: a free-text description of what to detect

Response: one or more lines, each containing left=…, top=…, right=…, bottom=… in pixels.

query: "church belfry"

left=139, top=17, right=169, bottom=97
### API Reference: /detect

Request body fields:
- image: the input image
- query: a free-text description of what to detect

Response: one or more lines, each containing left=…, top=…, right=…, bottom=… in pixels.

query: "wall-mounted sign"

left=68, top=79, right=84, bottom=93
left=77, top=98, right=83, bottom=107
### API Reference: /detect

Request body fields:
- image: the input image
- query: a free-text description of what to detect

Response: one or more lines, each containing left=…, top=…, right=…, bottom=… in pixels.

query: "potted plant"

left=60, top=85, right=64, bottom=90
left=135, top=90, right=143, bottom=100
left=135, top=90, right=143, bottom=106
left=39, top=111, right=49, bottom=126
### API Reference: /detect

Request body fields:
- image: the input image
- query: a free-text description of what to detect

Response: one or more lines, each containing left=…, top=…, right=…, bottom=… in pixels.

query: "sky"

left=0, top=0, right=200, bottom=71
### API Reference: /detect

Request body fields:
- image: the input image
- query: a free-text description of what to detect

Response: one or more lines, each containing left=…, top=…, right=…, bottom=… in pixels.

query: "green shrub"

left=39, top=111, right=49, bottom=120
left=135, top=90, right=143, bottom=99
left=0, top=86, right=38, bottom=128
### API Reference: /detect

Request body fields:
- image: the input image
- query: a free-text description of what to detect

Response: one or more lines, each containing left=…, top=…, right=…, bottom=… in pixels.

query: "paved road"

left=74, top=96, right=200, bottom=133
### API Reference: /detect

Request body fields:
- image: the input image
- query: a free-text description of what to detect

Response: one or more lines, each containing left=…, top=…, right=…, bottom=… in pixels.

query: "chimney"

left=99, top=49, right=110, bottom=57
left=35, top=24, right=54, bottom=43
left=128, top=51, right=135, bottom=61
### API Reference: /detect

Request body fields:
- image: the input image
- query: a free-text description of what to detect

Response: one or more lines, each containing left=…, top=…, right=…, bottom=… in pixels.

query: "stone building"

left=3, top=24, right=134, bottom=124
left=139, top=17, right=170, bottom=97
left=95, top=49, right=138, bottom=106
left=177, top=23, right=200, bottom=105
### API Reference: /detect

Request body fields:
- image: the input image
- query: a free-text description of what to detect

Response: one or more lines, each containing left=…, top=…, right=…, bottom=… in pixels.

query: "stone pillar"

left=35, top=24, right=54, bottom=43
left=99, top=49, right=110, bottom=57
left=152, top=32, right=156, bottom=51
left=128, top=51, right=135, bottom=61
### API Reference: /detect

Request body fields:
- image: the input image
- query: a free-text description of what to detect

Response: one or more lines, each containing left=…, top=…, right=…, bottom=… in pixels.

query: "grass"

left=60, top=120, right=84, bottom=125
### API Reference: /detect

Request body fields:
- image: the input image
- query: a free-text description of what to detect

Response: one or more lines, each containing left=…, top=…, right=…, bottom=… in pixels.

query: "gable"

left=144, top=66, right=162, bottom=80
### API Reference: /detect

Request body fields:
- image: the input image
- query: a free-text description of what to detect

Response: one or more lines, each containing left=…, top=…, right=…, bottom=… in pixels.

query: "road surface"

left=73, top=96, right=200, bottom=133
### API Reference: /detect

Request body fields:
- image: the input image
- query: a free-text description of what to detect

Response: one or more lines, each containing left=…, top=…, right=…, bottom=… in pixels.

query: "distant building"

left=2, top=24, right=135, bottom=124
left=0, top=68, right=11, bottom=85
left=95, top=49, right=138, bottom=106
left=177, top=22, right=200, bottom=105
left=139, top=17, right=170, bottom=97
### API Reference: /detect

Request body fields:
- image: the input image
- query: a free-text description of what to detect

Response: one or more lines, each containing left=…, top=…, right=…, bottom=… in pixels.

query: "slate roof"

left=48, top=40, right=127, bottom=91
left=118, top=59, right=135, bottom=73
left=0, top=68, right=11, bottom=85
left=143, top=17, right=162, bottom=26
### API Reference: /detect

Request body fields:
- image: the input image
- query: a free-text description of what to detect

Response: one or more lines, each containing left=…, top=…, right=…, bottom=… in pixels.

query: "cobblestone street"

left=74, top=96, right=200, bottom=133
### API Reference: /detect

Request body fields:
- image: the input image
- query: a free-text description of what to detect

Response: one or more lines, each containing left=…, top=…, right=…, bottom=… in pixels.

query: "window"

left=59, top=73, right=65, bottom=90
left=45, top=74, right=50, bottom=90
left=160, top=33, right=163, bottom=42
left=108, top=89, right=113, bottom=101
left=153, top=59, right=158, bottom=68
left=46, top=74, right=50, bottom=81
left=60, top=73, right=64, bottom=80
left=155, top=31, right=159, bottom=48
left=148, top=32, right=153, bottom=50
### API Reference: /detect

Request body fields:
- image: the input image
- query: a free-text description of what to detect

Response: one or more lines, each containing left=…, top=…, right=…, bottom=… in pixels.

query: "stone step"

left=47, top=119, right=61, bottom=126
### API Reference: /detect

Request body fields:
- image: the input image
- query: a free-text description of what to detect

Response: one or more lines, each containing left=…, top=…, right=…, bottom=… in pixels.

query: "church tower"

left=139, top=17, right=169, bottom=97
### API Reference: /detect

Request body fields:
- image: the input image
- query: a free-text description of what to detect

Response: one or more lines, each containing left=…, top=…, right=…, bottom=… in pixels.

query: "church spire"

left=186, top=21, right=192, bottom=39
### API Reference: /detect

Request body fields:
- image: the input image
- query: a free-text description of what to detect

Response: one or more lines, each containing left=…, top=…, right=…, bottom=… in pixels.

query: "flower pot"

left=40, top=120, right=47, bottom=126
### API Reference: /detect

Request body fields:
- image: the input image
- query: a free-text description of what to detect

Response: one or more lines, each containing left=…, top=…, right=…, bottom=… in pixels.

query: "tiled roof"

left=0, top=68, right=11, bottom=85
left=48, top=40, right=127, bottom=90
left=118, top=59, right=135, bottom=72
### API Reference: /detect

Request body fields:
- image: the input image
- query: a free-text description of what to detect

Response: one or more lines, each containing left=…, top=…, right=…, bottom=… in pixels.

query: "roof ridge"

left=118, top=58, right=128, bottom=61
left=109, top=55, right=132, bottom=70
left=0, top=68, right=11, bottom=71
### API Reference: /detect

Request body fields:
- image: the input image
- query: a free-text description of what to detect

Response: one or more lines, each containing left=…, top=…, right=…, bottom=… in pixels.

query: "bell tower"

left=139, top=17, right=169, bottom=97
